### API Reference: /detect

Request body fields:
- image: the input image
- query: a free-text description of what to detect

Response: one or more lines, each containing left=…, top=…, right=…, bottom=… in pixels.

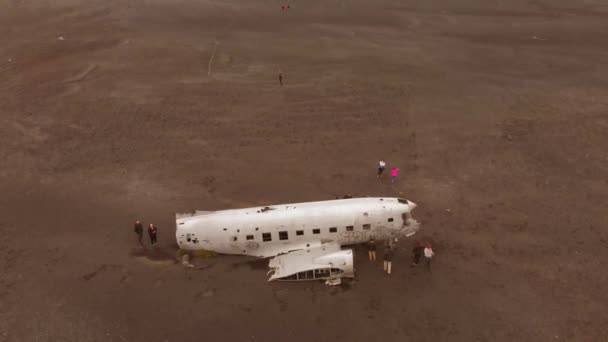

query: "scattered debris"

left=207, top=40, right=218, bottom=76
left=58, top=36, right=65, bottom=41
left=7, top=58, right=12, bottom=62
left=326, top=277, right=341, bottom=286
left=445, top=208, right=451, bottom=213
left=181, top=254, right=194, bottom=268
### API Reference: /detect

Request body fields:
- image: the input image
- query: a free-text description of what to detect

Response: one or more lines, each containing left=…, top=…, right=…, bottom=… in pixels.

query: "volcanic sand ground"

left=1, top=0, right=608, bottom=341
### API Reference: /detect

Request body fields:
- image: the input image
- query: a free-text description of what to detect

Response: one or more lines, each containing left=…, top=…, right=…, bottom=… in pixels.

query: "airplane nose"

left=408, top=200, right=417, bottom=210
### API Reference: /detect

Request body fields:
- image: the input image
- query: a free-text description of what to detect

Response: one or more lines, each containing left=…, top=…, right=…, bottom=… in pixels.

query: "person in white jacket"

left=424, top=244, right=434, bottom=271
left=377, top=160, right=386, bottom=178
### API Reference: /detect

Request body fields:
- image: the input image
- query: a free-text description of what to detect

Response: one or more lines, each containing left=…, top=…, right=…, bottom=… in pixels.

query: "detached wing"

left=267, top=243, right=354, bottom=281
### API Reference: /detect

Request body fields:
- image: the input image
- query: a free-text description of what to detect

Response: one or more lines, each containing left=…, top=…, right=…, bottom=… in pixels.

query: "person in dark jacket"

left=148, top=223, right=158, bottom=245
left=133, top=220, right=143, bottom=246
left=368, top=238, right=376, bottom=261
left=411, top=240, right=423, bottom=267
left=383, top=247, right=394, bottom=274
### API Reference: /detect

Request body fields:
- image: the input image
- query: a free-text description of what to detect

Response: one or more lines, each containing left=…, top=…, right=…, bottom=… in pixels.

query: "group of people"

left=367, top=238, right=434, bottom=275
left=133, top=220, right=158, bottom=247
left=377, top=159, right=400, bottom=183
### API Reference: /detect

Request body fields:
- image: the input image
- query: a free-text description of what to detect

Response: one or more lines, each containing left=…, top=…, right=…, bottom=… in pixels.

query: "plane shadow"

left=231, top=257, right=268, bottom=270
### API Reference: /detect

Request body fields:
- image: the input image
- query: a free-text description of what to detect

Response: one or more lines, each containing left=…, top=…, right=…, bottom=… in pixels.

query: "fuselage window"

left=387, top=218, right=394, bottom=222
left=329, top=227, right=337, bottom=233
left=296, top=230, right=304, bottom=236
left=345, top=225, right=354, bottom=231
left=362, top=224, right=371, bottom=230
left=330, top=268, right=344, bottom=275
left=246, top=235, right=254, bottom=240
left=279, top=231, right=289, bottom=240
left=262, top=233, right=272, bottom=242
left=313, top=228, right=320, bottom=234
left=315, top=268, right=330, bottom=276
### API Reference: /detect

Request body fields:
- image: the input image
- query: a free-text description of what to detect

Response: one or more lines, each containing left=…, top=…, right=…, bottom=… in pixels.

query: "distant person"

left=411, top=240, right=423, bottom=267
left=278, top=72, right=283, bottom=86
left=424, top=244, right=434, bottom=271
left=383, top=247, right=394, bottom=274
left=390, top=167, right=400, bottom=183
left=148, top=223, right=158, bottom=246
left=133, top=220, right=143, bottom=247
left=368, top=238, right=376, bottom=261
left=377, top=159, right=386, bottom=178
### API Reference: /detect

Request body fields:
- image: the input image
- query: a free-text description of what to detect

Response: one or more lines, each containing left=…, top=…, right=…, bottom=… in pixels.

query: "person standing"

left=424, top=244, right=434, bottom=271
left=390, top=167, right=400, bottom=183
left=278, top=72, right=283, bottom=86
left=368, top=238, right=376, bottom=261
left=133, top=220, right=143, bottom=247
left=377, top=160, right=386, bottom=178
left=411, top=240, right=423, bottom=267
left=148, top=223, right=158, bottom=246
left=383, top=247, right=394, bottom=274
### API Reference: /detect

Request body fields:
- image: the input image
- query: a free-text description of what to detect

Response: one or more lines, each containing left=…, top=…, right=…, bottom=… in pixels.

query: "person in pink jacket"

left=390, top=167, right=399, bottom=183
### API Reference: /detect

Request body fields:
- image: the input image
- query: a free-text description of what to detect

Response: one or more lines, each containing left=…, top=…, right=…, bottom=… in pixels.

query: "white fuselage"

left=176, top=197, right=420, bottom=258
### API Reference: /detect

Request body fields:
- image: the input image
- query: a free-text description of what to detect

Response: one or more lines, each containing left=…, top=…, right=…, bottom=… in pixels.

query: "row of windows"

left=238, top=220, right=395, bottom=242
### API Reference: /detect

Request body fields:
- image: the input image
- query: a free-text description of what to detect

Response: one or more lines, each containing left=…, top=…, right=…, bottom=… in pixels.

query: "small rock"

left=58, top=36, right=65, bottom=41
left=181, top=254, right=190, bottom=265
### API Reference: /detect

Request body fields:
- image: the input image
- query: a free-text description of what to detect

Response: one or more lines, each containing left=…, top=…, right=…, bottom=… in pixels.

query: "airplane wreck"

left=176, top=197, right=420, bottom=283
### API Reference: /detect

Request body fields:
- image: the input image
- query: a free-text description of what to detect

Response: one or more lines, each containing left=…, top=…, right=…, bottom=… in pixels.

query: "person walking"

left=368, top=238, right=376, bottom=261
left=390, top=167, right=400, bottom=183
left=377, top=160, right=386, bottom=178
left=133, top=220, right=143, bottom=247
left=148, top=223, right=158, bottom=246
left=424, top=244, right=434, bottom=271
left=411, top=240, right=423, bottom=267
left=278, top=72, right=283, bottom=86
left=383, top=247, right=394, bottom=274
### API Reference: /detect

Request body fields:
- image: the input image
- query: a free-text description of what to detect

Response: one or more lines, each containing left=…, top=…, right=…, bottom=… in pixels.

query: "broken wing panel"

left=267, top=244, right=354, bottom=281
